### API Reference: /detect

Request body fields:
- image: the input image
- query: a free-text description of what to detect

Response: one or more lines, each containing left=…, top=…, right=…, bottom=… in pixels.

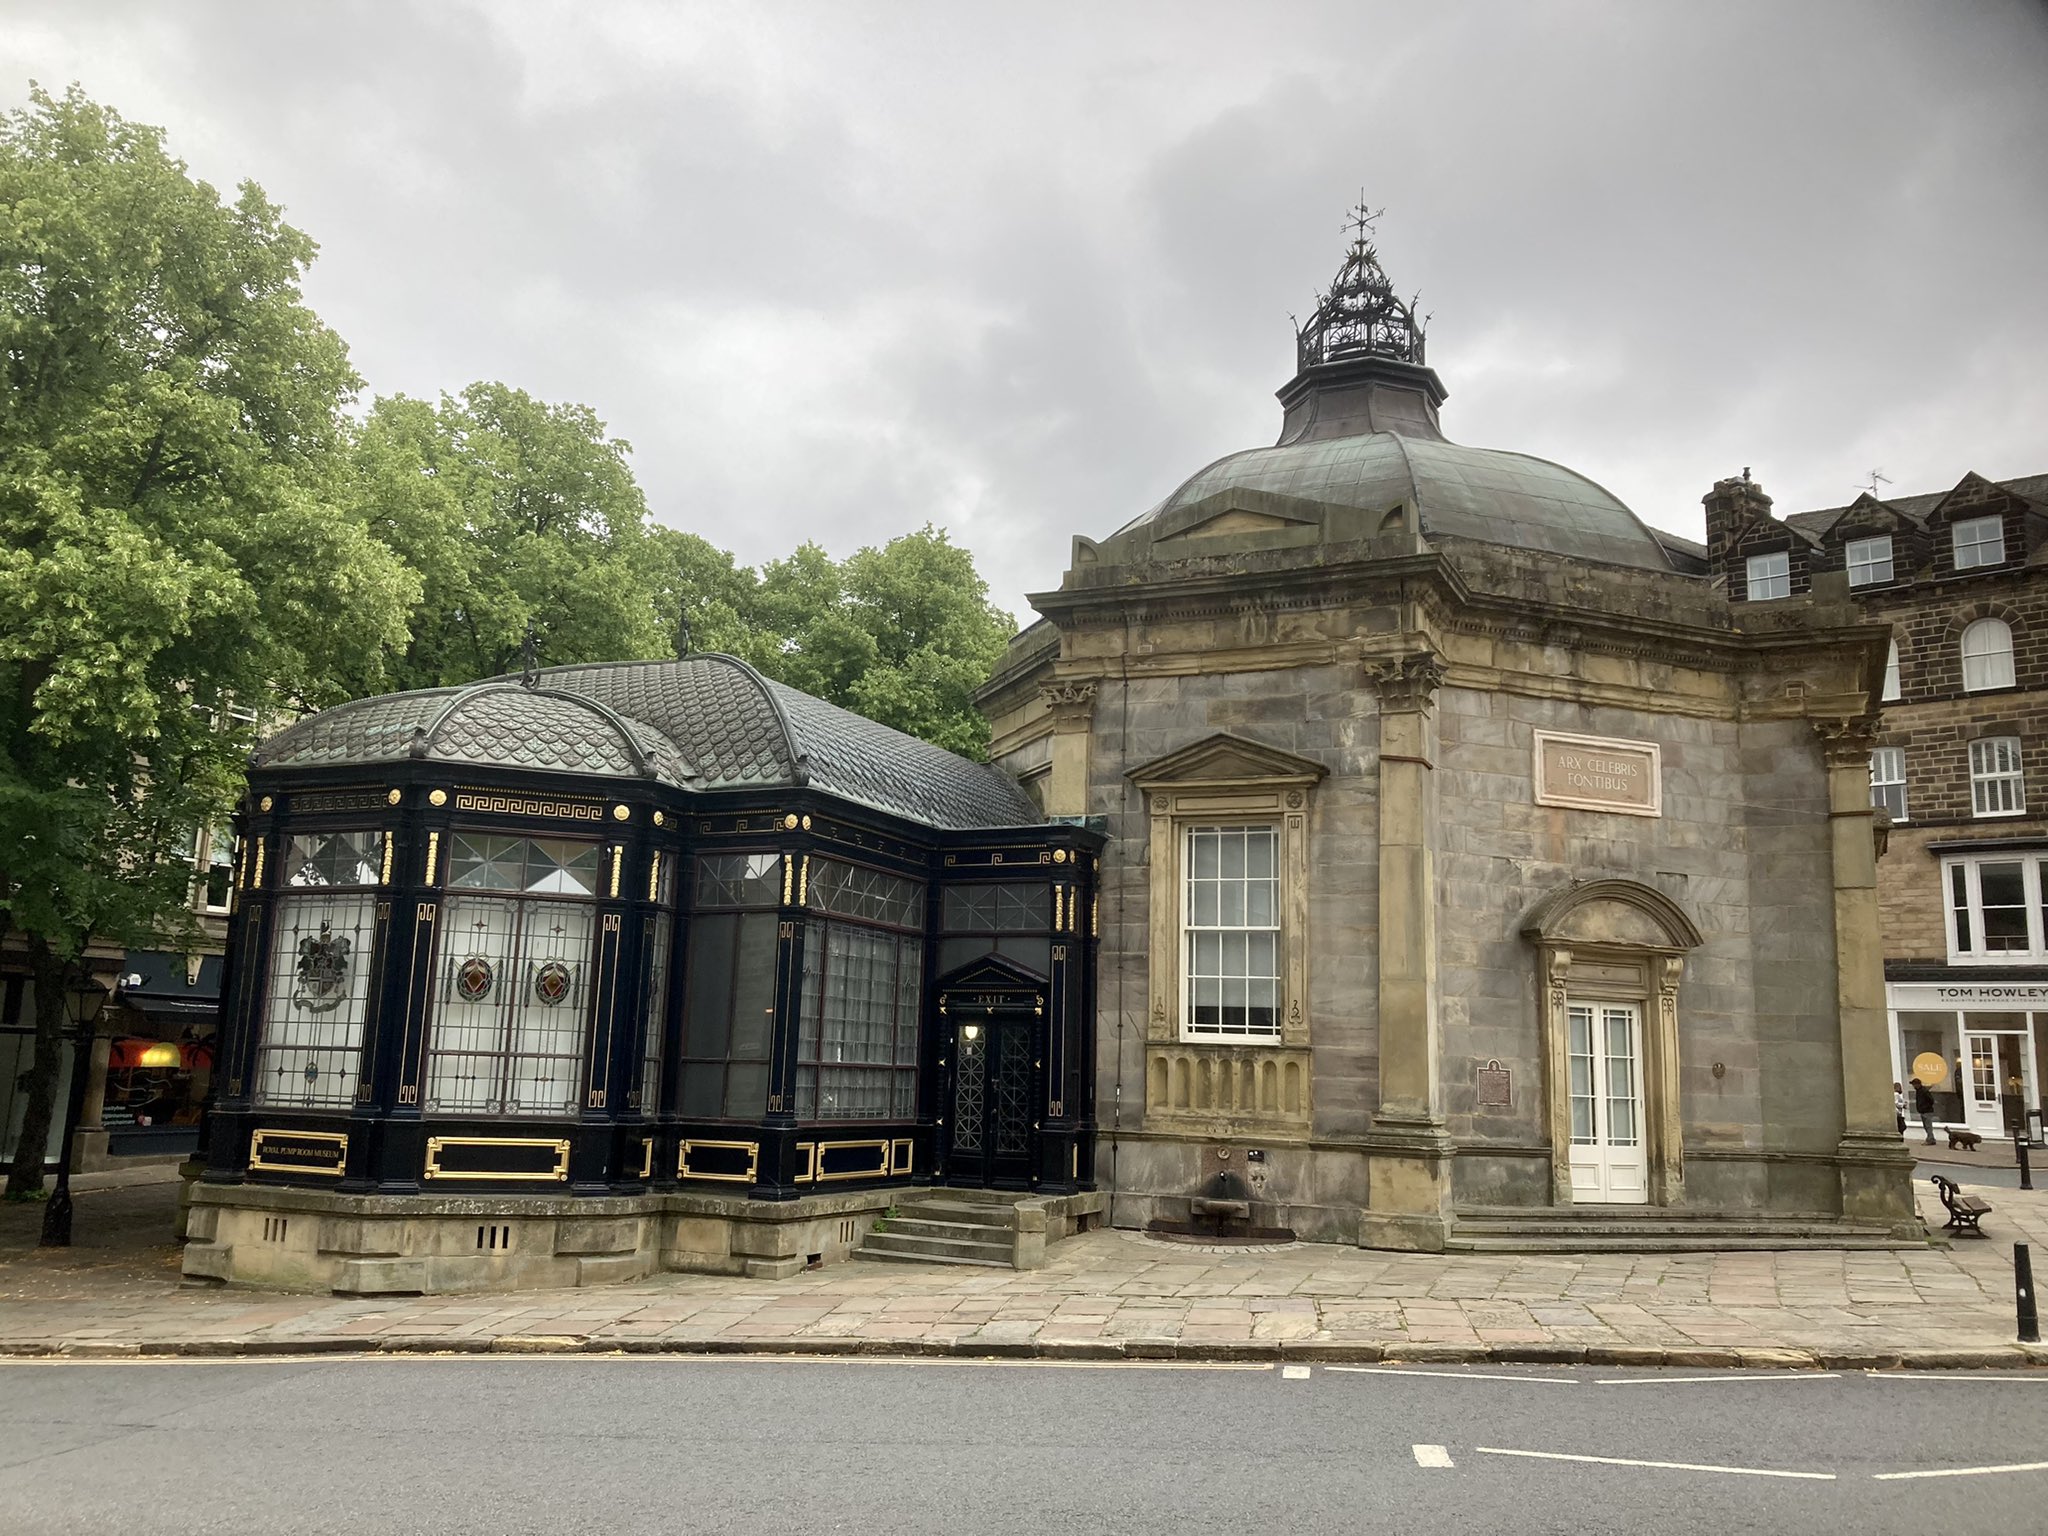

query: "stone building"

left=979, top=221, right=1920, bottom=1250
left=1707, top=467, right=2048, bottom=1143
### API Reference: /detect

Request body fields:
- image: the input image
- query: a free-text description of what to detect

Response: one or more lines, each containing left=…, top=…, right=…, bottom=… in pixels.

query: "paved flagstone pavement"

left=3, top=1171, right=2045, bottom=1367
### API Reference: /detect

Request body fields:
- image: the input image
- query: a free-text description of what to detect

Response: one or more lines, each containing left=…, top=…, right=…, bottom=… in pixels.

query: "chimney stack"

left=1703, top=468, right=1774, bottom=567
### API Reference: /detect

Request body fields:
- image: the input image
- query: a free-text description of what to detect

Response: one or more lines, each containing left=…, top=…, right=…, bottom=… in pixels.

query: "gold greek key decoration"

left=248, top=1128, right=347, bottom=1177
left=766, top=1092, right=787, bottom=1112
left=397, top=1084, right=418, bottom=1105
left=425, top=831, right=440, bottom=885
left=424, top=1136, right=571, bottom=1182
left=451, top=791, right=605, bottom=822
left=1047, top=1099, right=1064, bottom=1118
left=387, top=788, right=402, bottom=806
left=258, top=795, right=274, bottom=812
left=647, top=850, right=662, bottom=903
left=587, top=1087, right=607, bottom=1109
left=678, top=1139, right=760, bottom=1183
left=416, top=902, right=437, bottom=923
left=380, top=831, right=394, bottom=886
left=609, top=846, right=623, bottom=898
left=290, top=788, right=386, bottom=816
left=612, top=804, right=630, bottom=822
left=603, top=912, right=622, bottom=932
left=428, top=788, right=448, bottom=807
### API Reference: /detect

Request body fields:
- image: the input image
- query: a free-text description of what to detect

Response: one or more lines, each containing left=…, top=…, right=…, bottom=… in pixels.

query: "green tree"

left=745, top=526, right=1014, bottom=758
left=0, top=85, right=416, bottom=1196
left=352, top=383, right=665, bottom=691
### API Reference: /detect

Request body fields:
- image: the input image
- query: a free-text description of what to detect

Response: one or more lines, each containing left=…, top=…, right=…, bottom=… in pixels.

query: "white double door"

left=1567, top=999, right=1649, bottom=1204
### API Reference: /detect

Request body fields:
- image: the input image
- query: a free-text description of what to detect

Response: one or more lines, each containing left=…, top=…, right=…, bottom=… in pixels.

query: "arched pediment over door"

left=1520, top=880, right=1703, bottom=1208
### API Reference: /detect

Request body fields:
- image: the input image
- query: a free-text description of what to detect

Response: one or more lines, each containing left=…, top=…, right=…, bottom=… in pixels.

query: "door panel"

left=1567, top=1001, right=1649, bottom=1204
left=943, top=1013, right=1035, bottom=1187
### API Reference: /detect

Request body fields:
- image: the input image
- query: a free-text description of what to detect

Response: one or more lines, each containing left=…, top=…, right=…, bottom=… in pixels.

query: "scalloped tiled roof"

left=254, top=656, right=1042, bottom=832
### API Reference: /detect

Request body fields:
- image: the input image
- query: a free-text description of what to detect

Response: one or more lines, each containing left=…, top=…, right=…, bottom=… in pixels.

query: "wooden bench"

left=1946, top=1127, right=1983, bottom=1152
left=1931, top=1173, right=1991, bottom=1237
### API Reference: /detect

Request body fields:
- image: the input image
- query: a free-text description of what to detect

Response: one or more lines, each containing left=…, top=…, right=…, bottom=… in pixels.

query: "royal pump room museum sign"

left=1532, top=730, right=1662, bottom=817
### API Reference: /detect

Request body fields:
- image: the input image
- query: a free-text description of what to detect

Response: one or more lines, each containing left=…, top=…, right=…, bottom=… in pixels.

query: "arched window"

left=1883, top=639, right=1902, bottom=702
left=1961, top=619, right=2016, bottom=693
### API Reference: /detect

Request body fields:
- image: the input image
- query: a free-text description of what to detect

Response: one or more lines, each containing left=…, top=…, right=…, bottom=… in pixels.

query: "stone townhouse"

left=1708, top=468, right=2048, bottom=1144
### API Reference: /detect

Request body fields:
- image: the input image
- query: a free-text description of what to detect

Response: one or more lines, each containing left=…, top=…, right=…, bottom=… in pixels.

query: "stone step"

left=876, top=1216, right=1012, bottom=1244
left=1457, top=1204, right=1853, bottom=1223
left=855, top=1247, right=1012, bottom=1269
left=1453, top=1217, right=1897, bottom=1238
left=860, top=1229, right=1015, bottom=1264
left=898, top=1199, right=1025, bottom=1229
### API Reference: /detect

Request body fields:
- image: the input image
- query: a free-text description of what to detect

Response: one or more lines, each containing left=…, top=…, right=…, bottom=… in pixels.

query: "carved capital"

left=1812, top=713, right=1881, bottom=769
left=1657, top=954, right=1684, bottom=998
left=1364, top=650, right=1446, bottom=710
left=1039, top=677, right=1100, bottom=725
left=1542, top=945, right=1573, bottom=1004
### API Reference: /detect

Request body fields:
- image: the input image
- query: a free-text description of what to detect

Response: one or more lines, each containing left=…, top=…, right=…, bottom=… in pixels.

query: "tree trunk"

left=4, top=941, right=70, bottom=1199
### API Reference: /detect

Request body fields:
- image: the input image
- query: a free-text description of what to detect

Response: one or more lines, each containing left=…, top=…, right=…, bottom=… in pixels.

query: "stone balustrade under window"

left=1144, top=1042, right=1312, bottom=1136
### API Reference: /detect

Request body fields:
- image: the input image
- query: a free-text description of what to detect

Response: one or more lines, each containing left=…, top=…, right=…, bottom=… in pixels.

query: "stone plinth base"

left=182, top=1183, right=905, bottom=1295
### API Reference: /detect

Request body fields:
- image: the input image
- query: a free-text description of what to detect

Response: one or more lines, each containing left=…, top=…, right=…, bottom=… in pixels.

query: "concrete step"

left=860, top=1229, right=1015, bottom=1264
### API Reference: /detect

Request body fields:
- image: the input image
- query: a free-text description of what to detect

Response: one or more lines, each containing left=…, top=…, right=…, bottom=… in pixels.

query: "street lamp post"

left=38, top=972, right=112, bottom=1248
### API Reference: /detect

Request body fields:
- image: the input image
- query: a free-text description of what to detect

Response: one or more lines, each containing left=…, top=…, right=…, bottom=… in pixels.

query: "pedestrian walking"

left=1910, top=1076, right=1936, bottom=1144
left=1894, top=1081, right=1906, bottom=1137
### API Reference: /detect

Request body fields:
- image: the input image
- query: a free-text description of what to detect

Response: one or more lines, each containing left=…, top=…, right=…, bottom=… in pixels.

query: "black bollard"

left=2018, top=1134, right=2034, bottom=1193
left=2018, top=1243, right=2040, bottom=1345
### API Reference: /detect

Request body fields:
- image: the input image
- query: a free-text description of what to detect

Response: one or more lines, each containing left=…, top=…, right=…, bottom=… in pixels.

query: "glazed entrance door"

left=944, top=1013, right=1034, bottom=1187
left=1566, top=1000, right=1650, bottom=1204
left=1963, top=1032, right=2033, bottom=1137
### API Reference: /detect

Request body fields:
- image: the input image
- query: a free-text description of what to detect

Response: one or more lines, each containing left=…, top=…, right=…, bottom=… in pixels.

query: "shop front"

left=1888, top=981, right=2048, bottom=1142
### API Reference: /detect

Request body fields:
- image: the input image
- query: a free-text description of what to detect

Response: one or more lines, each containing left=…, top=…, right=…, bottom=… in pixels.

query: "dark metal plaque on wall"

left=1475, top=1059, right=1512, bottom=1108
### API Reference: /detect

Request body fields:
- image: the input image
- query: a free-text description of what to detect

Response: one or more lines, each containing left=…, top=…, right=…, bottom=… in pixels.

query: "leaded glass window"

left=257, top=837, right=380, bottom=1109
left=941, top=883, right=1051, bottom=933
left=447, top=833, right=601, bottom=896
left=807, top=858, right=924, bottom=928
left=795, top=919, right=921, bottom=1121
left=286, top=830, right=381, bottom=888
left=426, top=895, right=594, bottom=1116
left=638, top=854, right=677, bottom=1113
left=1182, top=824, right=1280, bottom=1039
left=694, top=852, right=783, bottom=909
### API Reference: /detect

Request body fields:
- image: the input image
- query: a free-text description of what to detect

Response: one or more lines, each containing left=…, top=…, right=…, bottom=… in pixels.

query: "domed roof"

left=255, top=683, right=694, bottom=786
left=1137, top=432, right=1670, bottom=572
left=1087, top=209, right=1678, bottom=577
left=253, top=656, right=1043, bottom=833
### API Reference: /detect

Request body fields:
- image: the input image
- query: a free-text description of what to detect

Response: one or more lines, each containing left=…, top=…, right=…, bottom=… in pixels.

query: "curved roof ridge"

left=1427, top=438, right=1676, bottom=572
left=690, top=653, right=810, bottom=788
left=1385, top=428, right=1426, bottom=522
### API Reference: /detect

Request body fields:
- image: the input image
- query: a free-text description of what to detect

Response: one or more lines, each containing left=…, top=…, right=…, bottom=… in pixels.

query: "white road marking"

left=1412, top=1444, right=1455, bottom=1468
left=1475, top=1447, right=1835, bottom=1481
left=1280, top=1364, right=1312, bottom=1380
left=1327, top=1365, right=1577, bottom=1384
left=1874, top=1461, right=2048, bottom=1481
left=1594, top=1372, right=1840, bottom=1385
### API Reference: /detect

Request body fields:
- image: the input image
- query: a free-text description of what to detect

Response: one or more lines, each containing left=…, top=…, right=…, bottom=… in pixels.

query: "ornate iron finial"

left=1295, top=200, right=1428, bottom=372
left=519, top=620, right=541, bottom=689
left=675, top=601, right=692, bottom=660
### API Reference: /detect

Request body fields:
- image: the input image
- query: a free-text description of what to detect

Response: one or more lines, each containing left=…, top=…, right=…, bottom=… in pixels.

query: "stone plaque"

left=1476, top=1059, right=1512, bottom=1107
left=1533, top=730, right=1662, bottom=817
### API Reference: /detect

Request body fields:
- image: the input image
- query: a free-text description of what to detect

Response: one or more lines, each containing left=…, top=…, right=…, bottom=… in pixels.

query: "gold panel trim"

left=452, top=791, right=605, bottom=822
left=639, top=1138, right=655, bottom=1180
left=423, top=1136, right=571, bottom=1182
left=380, top=830, right=394, bottom=886
left=794, top=1141, right=817, bottom=1183
left=889, top=1138, right=915, bottom=1175
left=610, top=845, right=622, bottom=898
left=250, top=838, right=266, bottom=889
left=678, top=1138, right=760, bottom=1183
left=782, top=854, right=793, bottom=906
left=647, top=850, right=661, bottom=903
left=797, top=855, right=809, bottom=906
left=248, top=1128, right=348, bottom=1177
left=812, top=1139, right=892, bottom=1182
left=425, top=830, right=440, bottom=885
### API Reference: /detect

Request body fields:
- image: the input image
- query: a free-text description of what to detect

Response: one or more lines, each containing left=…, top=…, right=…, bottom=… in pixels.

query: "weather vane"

left=519, top=620, right=540, bottom=689
left=1858, top=468, right=1893, bottom=497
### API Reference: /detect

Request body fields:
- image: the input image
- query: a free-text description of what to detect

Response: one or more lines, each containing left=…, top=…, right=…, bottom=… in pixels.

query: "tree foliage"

left=0, top=85, right=415, bottom=1192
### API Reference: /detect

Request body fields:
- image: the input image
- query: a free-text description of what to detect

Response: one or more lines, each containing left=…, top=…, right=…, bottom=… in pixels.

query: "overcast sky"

left=7, top=1, right=2047, bottom=624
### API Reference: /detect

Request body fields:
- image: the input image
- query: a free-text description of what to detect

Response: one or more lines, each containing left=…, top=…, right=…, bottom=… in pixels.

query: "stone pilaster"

left=1360, top=650, right=1454, bottom=1251
left=1038, top=679, right=1099, bottom=818
left=1814, top=715, right=1916, bottom=1229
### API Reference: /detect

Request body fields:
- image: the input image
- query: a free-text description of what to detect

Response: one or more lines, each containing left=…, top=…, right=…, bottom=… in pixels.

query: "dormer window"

left=1953, top=515, right=2005, bottom=570
left=1745, top=551, right=1790, bottom=600
left=1846, top=536, right=1893, bottom=587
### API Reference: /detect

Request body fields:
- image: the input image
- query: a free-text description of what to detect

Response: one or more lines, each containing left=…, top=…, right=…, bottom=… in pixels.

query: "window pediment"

left=1520, top=878, right=1703, bottom=953
left=1128, top=732, right=1328, bottom=792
